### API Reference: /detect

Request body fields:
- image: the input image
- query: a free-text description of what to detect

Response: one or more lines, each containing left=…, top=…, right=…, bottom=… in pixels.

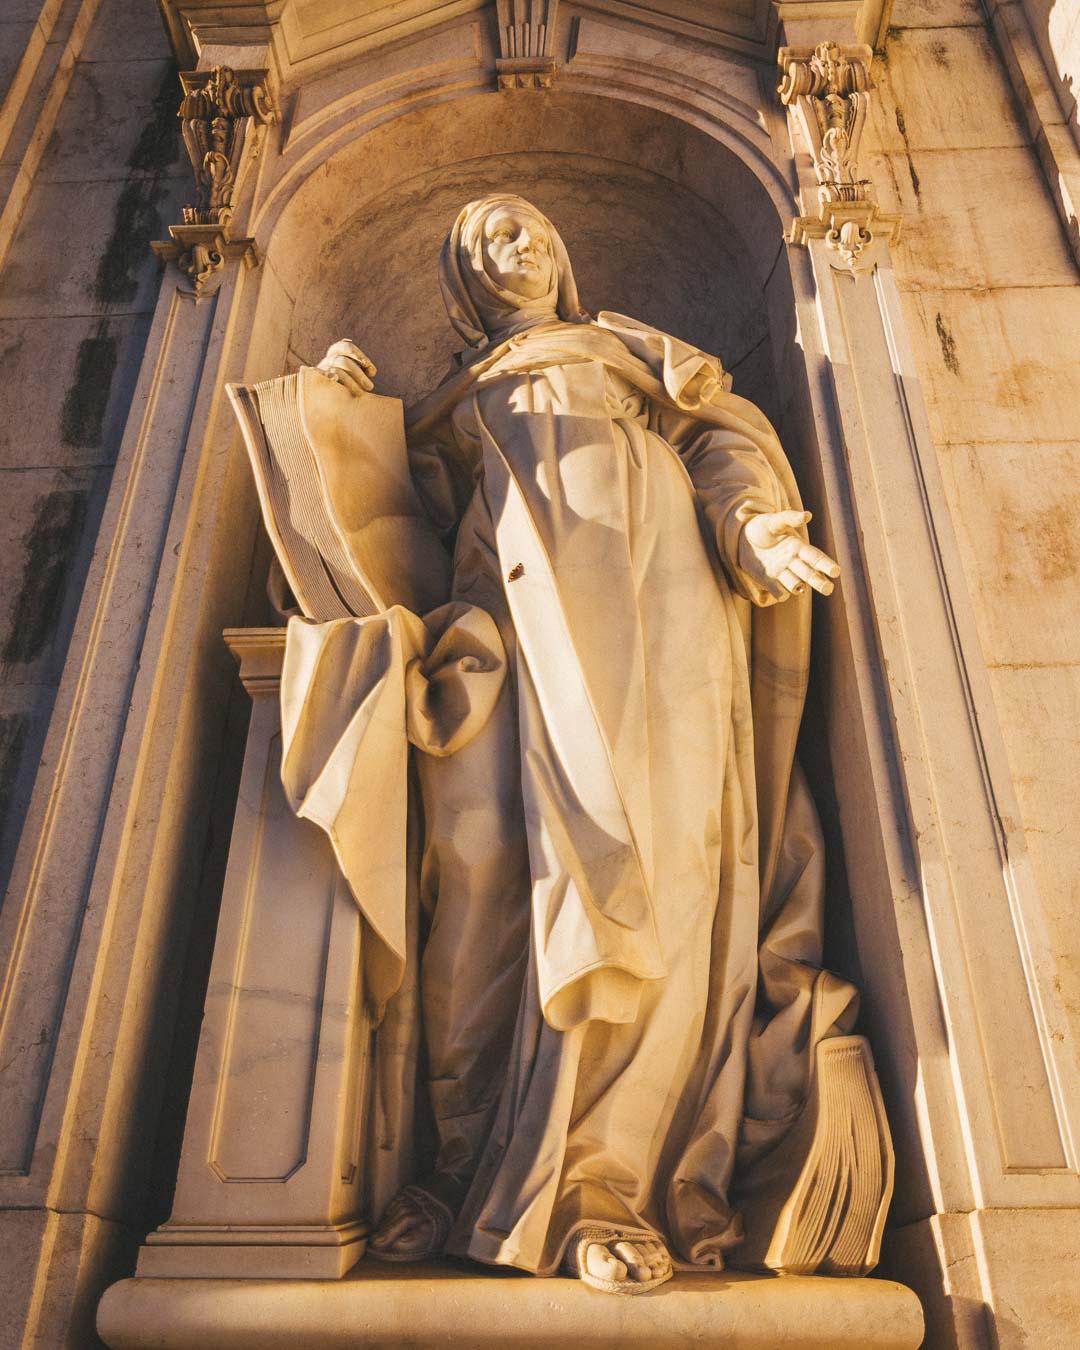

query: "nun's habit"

left=381, top=194, right=858, bottom=1275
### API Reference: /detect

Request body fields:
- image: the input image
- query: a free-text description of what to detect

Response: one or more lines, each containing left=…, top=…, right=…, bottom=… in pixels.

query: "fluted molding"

left=496, top=0, right=559, bottom=89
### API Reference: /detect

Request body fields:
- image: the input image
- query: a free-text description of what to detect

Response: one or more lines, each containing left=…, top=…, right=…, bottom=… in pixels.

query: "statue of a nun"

left=250, top=193, right=892, bottom=1295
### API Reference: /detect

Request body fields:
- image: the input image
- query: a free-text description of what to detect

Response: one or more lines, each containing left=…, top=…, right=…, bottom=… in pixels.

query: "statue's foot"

left=568, top=1226, right=673, bottom=1294
left=369, top=1184, right=453, bottom=1263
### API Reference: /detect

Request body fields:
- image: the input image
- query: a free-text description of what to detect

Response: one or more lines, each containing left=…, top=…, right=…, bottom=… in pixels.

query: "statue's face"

left=482, top=206, right=555, bottom=301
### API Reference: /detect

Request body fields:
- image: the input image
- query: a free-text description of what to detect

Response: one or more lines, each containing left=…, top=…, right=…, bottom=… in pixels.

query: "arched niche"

left=251, top=90, right=795, bottom=427
left=206, top=77, right=927, bottom=1243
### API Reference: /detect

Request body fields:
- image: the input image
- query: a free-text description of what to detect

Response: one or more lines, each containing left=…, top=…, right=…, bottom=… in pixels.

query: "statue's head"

left=440, top=193, right=588, bottom=349
left=479, top=199, right=555, bottom=301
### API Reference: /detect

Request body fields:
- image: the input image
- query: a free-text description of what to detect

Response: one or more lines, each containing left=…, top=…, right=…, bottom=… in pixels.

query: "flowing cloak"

left=407, top=310, right=857, bottom=1029
left=278, top=311, right=858, bottom=1269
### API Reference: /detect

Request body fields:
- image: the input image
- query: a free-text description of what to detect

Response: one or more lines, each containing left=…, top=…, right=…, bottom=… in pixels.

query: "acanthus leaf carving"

left=153, top=65, right=277, bottom=296
left=178, top=65, right=277, bottom=227
left=496, top=0, right=559, bottom=90
left=778, top=42, right=900, bottom=272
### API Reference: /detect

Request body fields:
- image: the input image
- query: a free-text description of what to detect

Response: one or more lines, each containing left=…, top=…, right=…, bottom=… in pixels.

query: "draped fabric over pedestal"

left=279, top=602, right=508, bottom=1021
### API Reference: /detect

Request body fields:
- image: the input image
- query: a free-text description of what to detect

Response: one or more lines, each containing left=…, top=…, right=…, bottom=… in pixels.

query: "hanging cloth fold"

left=279, top=601, right=507, bottom=1021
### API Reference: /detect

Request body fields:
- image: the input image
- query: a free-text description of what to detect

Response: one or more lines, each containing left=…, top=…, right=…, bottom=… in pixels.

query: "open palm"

left=738, top=509, right=839, bottom=600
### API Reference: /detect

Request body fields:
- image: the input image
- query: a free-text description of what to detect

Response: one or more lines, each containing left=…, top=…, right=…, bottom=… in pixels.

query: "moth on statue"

left=227, top=193, right=893, bottom=1295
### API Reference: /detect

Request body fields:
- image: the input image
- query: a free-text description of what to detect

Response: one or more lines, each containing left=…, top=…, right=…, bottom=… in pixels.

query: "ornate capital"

left=154, top=65, right=277, bottom=295
left=778, top=42, right=900, bottom=271
left=151, top=224, right=259, bottom=297
left=496, top=0, right=558, bottom=90
left=178, top=65, right=277, bottom=227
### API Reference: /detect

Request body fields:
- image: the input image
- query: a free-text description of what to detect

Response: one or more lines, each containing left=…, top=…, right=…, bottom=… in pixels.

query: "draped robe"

left=280, top=312, right=858, bottom=1274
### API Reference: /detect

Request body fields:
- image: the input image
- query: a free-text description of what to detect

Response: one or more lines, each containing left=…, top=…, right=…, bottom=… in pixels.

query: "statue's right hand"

left=315, top=339, right=376, bottom=397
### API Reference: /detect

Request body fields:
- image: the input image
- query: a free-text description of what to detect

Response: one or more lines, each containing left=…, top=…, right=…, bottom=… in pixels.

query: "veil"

left=439, top=193, right=590, bottom=350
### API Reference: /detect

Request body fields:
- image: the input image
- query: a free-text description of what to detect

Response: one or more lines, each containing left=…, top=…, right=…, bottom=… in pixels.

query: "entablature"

left=159, top=0, right=894, bottom=81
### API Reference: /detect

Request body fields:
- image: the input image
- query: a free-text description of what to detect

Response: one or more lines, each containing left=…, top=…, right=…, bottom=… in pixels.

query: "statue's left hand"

left=315, top=339, right=377, bottom=396
left=738, top=509, right=840, bottom=600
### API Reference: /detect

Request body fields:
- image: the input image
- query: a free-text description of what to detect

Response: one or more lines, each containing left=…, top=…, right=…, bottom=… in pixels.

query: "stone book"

left=227, top=368, right=450, bottom=622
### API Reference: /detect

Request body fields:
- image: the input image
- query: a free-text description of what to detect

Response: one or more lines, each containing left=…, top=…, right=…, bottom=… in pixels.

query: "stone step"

left=97, top=1260, right=924, bottom=1349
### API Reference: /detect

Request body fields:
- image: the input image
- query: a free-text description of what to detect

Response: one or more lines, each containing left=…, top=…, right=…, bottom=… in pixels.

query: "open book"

left=227, top=366, right=450, bottom=622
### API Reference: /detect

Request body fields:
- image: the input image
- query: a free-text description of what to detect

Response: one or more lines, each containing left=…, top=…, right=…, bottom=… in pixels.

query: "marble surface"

left=0, top=0, right=1076, bottom=1345
left=98, top=1263, right=925, bottom=1349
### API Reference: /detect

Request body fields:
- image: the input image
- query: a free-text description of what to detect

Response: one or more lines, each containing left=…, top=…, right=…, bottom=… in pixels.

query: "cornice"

left=159, top=0, right=894, bottom=78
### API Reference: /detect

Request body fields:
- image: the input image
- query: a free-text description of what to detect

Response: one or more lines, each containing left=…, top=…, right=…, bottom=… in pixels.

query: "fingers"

left=319, top=363, right=374, bottom=396
left=774, top=509, right=812, bottom=531
left=796, top=542, right=840, bottom=579
left=777, top=567, right=806, bottom=596
left=789, top=556, right=835, bottom=596
left=317, top=340, right=377, bottom=398
left=323, top=339, right=377, bottom=377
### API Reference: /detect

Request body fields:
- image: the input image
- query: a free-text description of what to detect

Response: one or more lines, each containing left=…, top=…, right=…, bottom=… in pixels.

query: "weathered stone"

left=869, top=26, right=1031, bottom=152
left=0, top=1, right=1078, bottom=1348
left=902, top=286, right=1080, bottom=445
left=0, top=313, right=152, bottom=468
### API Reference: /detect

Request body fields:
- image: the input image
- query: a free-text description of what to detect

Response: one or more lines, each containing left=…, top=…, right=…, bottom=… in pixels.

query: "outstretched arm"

left=657, top=411, right=839, bottom=605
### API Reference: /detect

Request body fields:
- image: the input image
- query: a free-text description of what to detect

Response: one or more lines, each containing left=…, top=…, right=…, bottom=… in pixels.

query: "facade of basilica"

left=0, top=0, right=1077, bottom=1346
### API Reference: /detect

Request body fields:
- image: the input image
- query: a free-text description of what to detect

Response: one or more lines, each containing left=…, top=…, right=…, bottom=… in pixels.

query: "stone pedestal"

left=98, top=1262, right=924, bottom=1349
left=137, top=629, right=370, bottom=1279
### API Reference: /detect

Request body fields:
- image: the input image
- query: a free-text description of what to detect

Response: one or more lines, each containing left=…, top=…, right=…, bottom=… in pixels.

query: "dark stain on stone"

left=2, top=490, right=88, bottom=665
left=0, top=714, right=28, bottom=827
left=894, top=108, right=921, bottom=200
left=930, top=40, right=950, bottom=69
left=93, top=62, right=181, bottom=306
left=129, top=62, right=182, bottom=174
left=935, top=312, right=960, bottom=376
left=1021, top=504, right=1079, bottom=583
left=94, top=178, right=168, bottom=306
left=61, top=329, right=118, bottom=447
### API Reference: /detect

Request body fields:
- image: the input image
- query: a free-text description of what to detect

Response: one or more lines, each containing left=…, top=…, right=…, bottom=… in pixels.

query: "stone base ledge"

left=97, top=1260, right=924, bottom=1349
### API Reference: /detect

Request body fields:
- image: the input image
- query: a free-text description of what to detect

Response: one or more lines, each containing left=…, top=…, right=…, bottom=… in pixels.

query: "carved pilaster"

left=778, top=42, right=900, bottom=272
left=153, top=65, right=278, bottom=296
left=496, top=0, right=558, bottom=89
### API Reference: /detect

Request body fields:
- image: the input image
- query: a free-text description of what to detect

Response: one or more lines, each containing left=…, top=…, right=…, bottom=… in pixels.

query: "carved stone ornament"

left=778, top=42, right=901, bottom=272
left=496, top=0, right=559, bottom=89
left=150, top=223, right=260, bottom=297
left=152, top=65, right=277, bottom=296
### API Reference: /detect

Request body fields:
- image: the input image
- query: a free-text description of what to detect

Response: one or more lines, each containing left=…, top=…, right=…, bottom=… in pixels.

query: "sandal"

left=565, top=1225, right=674, bottom=1294
left=369, top=1184, right=453, bottom=1262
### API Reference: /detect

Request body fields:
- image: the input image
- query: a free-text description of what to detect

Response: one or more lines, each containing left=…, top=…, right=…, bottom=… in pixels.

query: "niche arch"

left=203, top=72, right=930, bottom=1258
left=247, top=86, right=815, bottom=463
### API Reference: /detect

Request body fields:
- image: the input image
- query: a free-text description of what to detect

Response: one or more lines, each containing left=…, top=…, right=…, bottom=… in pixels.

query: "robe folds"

left=279, top=313, right=857, bottom=1274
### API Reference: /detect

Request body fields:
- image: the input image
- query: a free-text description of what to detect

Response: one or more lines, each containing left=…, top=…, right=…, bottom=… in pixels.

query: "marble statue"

left=230, top=193, right=893, bottom=1295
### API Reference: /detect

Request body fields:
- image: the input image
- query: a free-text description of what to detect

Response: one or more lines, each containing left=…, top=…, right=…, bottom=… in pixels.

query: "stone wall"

left=0, top=0, right=187, bottom=899
left=871, top=0, right=1080, bottom=1047
left=0, top=0, right=1077, bottom=1346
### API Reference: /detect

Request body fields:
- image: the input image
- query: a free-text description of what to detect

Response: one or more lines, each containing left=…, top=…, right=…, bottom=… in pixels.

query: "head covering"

left=439, top=194, right=589, bottom=350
